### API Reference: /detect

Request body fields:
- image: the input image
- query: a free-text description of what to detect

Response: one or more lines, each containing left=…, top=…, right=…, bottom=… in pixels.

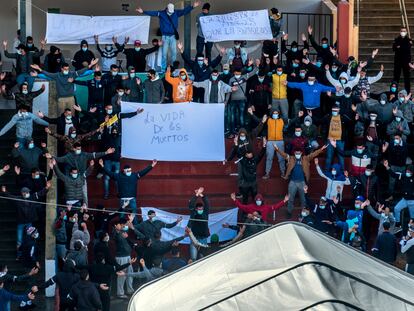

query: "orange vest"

left=267, top=118, right=284, bottom=141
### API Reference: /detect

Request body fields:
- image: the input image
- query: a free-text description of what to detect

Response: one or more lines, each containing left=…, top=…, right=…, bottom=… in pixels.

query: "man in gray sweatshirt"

left=144, top=70, right=165, bottom=103
left=30, top=58, right=99, bottom=113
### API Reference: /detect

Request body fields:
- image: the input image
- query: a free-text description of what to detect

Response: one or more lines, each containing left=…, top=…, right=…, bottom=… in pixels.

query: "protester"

left=72, top=40, right=95, bottom=71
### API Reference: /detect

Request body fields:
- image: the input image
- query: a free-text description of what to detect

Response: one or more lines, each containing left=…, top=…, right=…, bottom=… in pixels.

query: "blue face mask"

left=246, top=66, right=253, bottom=72
left=332, top=111, right=339, bottom=116
left=111, top=71, right=118, bottom=76
left=34, top=174, right=40, bottom=180
left=322, top=43, right=328, bottom=49
left=125, top=171, right=132, bottom=177
left=291, top=47, right=298, bottom=52
left=357, top=148, right=363, bottom=154
left=135, top=47, right=141, bottom=52
left=331, top=67, right=338, bottom=72
left=391, top=87, right=397, bottom=92
left=82, top=47, right=88, bottom=52
left=315, top=62, right=322, bottom=68
left=258, top=77, right=265, bottom=83
left=299, top=72, right=306, bottom=78
left=63, top=215, right=68, bottom=221
left=197, top=60, right=204, bottom=66
left=292, top=63, right=299, bottom=68
left=28, top=143, right=34, bottom=149
left=223, top=70, right=229, bottom=75
left=211, top=75, right=218, bottom=81
left=129, top=73, right=136, bottom=78
left=399, top=97, right=405, bottom=103
left=276, top=71, right=283, bottom=76
left=71, top=173, right=78, bottom=179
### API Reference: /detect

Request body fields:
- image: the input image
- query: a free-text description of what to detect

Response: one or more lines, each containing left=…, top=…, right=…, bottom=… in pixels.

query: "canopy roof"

left=129, top=222, right=414, bottom=311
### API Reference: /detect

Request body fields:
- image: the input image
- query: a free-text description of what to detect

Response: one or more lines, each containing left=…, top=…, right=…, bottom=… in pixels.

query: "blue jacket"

left=287, top=81, right=335, bottom=109
left=0, top=288, right=28, bottom=311
left=144, top=7, right=193, bottom=36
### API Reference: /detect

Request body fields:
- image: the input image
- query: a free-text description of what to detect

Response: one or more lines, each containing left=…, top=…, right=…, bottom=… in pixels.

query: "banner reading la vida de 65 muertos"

left=199, top=9, right=273, bottom=42
left=121, top=102, right=225, bottom=162
left=45, top=13, right=150, bottom=44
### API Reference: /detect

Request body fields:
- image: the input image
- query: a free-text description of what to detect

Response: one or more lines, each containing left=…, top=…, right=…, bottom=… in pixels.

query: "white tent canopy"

left=128, top=222, right=414, bottom=311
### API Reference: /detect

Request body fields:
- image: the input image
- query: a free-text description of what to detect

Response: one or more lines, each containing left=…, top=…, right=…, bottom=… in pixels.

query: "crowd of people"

left=0, top=2, right=413, bottom=310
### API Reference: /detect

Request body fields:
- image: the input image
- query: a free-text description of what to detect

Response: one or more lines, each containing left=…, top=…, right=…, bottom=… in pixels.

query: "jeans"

left=17, top=223, right=31, bottom=251
left=120, top=198, right=137, bottom=224
left=115, top=256, right=134, bottom=296
left=226, top=101, right=237, bottom=134
left=103, top=160, right=120, bottom=197
left=326, top=140, right=345, bottom=171
left=394, top=198, right=414, bottom=222
left=230, top=100, right=246, bottom=131
left=265, top=140, right=285, bottom=176
left=288, top=181, right=306, bottom=213
left=271, top=98, right=289, bottom=120
left=161, top=35, right=177, bottom=71
left=56, top=244, right=67, bottom=260
left=196, top=36, right=213, bottom=61
left=16, top=137, right=28, bottom=149
left=16, top=73, right=35, bottom=91
left=190, top=237, right=208, bottom=261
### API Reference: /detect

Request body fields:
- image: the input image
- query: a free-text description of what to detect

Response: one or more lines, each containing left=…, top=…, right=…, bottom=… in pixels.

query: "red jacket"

left=234, top=195, right=285, bottom=222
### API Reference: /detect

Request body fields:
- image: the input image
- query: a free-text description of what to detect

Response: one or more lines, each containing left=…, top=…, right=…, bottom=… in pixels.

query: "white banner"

left=141, top=207, right=238, bottom=244
left=121, top=102, right=225, bottom=162
left=45, top=13, right=150, bottom=44
left=200, top=9, right=272, bottom=42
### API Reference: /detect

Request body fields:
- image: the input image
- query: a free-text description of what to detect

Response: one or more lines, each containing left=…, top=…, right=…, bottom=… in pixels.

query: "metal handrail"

left=399, top=0, right=411, bottom=38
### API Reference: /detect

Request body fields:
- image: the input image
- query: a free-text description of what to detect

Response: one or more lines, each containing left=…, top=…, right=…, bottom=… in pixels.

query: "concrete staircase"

left=358, top=0, right=414, bottom=85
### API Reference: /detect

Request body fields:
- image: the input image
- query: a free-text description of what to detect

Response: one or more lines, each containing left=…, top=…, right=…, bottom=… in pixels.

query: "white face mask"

left=401, top=31, right=407, bottom=37
left=70, top=133, right=77, bottom=138
left=301, top=211, right=308, bottom=217
left=295, top=153, right=301, bottom=159
left=304, top=121, right=311, bottom=127
left=380, top=100, right=386, bottom=105
left=22, top=90, right=28, bottom=95
left=331, top=170, right=337, bottom=176
left=295, top=131, right=302, bottom=137
left=234, top=75, right=241, bottom=80
left=75, top=149, right=81, bottom=155
left=308, top=80, right=315, bottom=86
left=118, top=91, right=124, bottom=97
left=255, top=200, right=262, bottom=206
left=23, top=193, right=30, bottom=199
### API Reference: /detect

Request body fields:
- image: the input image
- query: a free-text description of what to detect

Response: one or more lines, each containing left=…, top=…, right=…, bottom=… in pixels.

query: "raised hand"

left=177, top=41, right=184, bottom=52
left=136, top=7, right=143, bottom=14
left=2, top=40, right=7, bottom=49
left=314, top=158, right=319, bottom=165
left=2, top=164, right=10, bottom=172
left=14, top=166, right=20, bottom=175
left=301, top=33, right=307, bottom=42
left=372, top=48, right=379, bottom=57
left=152, top=159, right=158, bottom=167
left=230, top=192, right=236, bottom=201
left=307, top=25, right=313, bottom=35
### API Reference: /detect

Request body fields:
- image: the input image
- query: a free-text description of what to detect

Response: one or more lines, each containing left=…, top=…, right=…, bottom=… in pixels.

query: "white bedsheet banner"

left=141, top=207, right=238, bottom=244
left=121, top=102, right=225, bottom=161
left=199, top=9, right=272, bottom=42
left=46, top=13, right=150, bottom=44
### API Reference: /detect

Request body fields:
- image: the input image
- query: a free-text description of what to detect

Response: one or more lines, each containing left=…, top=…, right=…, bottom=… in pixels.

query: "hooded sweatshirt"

left=376, top=93, right=396, bottom=125
left=233, top=194, right=285, bottom=222
left=72, top=40, right=95, bottom=71
left=165, top=67, right=193, bottom=103
left=326, top=71, right=360, bottom=96
left=316, top=163, right=350, bottom=201
left=144, top=76, right=165, bottom=103
left=386, top=110, right=410, bottom=140
left=301, top=115, right=318, bottom=141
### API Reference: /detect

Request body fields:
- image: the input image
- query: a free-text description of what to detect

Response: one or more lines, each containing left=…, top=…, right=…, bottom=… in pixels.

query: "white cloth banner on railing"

left=45, top=13, right=150, bottom=44
left=199, top=9, right=272, bottom=42
left=121, top=102, right=225, bottom=162
left=141, top=207, right=238, bottom=244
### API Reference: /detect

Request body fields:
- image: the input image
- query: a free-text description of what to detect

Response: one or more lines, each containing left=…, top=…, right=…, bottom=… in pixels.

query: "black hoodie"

left=69, top=280, right=102, bottom=311
left=72, top=40, right=95, bottom=70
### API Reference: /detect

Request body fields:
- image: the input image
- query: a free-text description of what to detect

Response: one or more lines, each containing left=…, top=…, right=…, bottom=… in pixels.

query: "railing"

left=281, top=12, right=334, bottom=60
left=399, top=0, right=411, bottom=38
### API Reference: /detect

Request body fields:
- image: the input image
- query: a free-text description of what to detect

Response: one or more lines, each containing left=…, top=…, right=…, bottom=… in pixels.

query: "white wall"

left=0, top=0, right=327, bottom=67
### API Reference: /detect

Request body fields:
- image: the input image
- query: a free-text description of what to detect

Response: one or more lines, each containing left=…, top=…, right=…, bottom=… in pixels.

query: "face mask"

left=340, top=79, right=346, bottom=84
left=308, top=81, right=315, bottom=86
left=211, top=75, right=218, bottom=81
left=406, top=172, right=413, bottom=177
left=255, top=200, right=262, bottom=206
left=344, top=94, right=351, bottom=98
left=70, top=133, right=77, bottom=138
left=370, top=115, right=377, bottom=121
left=258, top=77, right=265, bottom=83
left=295, top=153, right=301, bottom=159
left=197, top=60, right=204, bottom=66
left=135, top=47, right=141, bottom=52
left=66, top=115, right=72, bottom=121
left=276, top=71, right=283, bottom=76
left=292, top=63, right=299, bottom=68
left=123, top=225, right=129, bottom=232
left=118, top=91, right=124, bottom=97
left=28, top=143, right=34, bottom=149
left=401, top=31, right=407, bottom=37
left=355, top=204, right=361, bottom=209
left=304, top=121, right=311, bottom=127
left=315, top=62, right=322, bottom=68
left=63, top=215, right=68, bottom=221
left=105, top=46, right=112, bottom=51
left=292, top=47, right=298, bottom=52
left=391, top=87, right=397, bottom=92
left=71, top=173, right=78, bottom=179
left=299, top=72, right=306, bottom=78
left=34, top=174, right=40, bottom=179
left=235, top=44, right=241, bottom=49
left=129, top=73, right=136, bottom=78
left=332, top=111, right=339, bottom=116
left=356, top=148, right=363, bottom=154
left=63, top=70, right=69, bottom=75
left=234, top=75, right=241, bottom=80
left=27, top=43, right=33, bottom=48
left=103, top=236, right=110, bottom=242
left=75, top=149, right=81, bottom=155
left=246, top=67, right=253, bottom=72
left=197, top=209, right=204, bottom=215
left=82, top=47, right=88, bottom=52
left=111, top=71, right=118, bottom=76
left=17, top=50, right=22, bottom=55
left=381, top=213, right=387, bottom=218
left=319, top=204, right=326, bottom=209
left=380, top=100, right=386, bottom=105
left=399, top=97, right=405, bottom=103
left=22, top=90, right=28, bottom=95
left=107, top=109, right=113, bottom=115
left=394, top=139, right=400, bottom=145
left=301, top=211, right=308, bottom=217
left=396, top=117, right=402, bottom=122
left=125, top=171, right=132, bottom=177
left=180, top=74, right=187, bottom=80
left=239, top=136, right=246, bottom=141
left=322, top=43, right=328, bottom=49
left=23, top=193, right=30, bottom=199
left=272, top=113, right=279, bottom=119
left=33, top=233, right=39, bottom=239
left=70, top=218, right=76, bottom=223
left=331, top=170, right=337, bottom=176
left=223, top=70, right=229, bottom=75
left=365, top=171, right=372, bottom=176
left=295, top=131, right=302, bottom=137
